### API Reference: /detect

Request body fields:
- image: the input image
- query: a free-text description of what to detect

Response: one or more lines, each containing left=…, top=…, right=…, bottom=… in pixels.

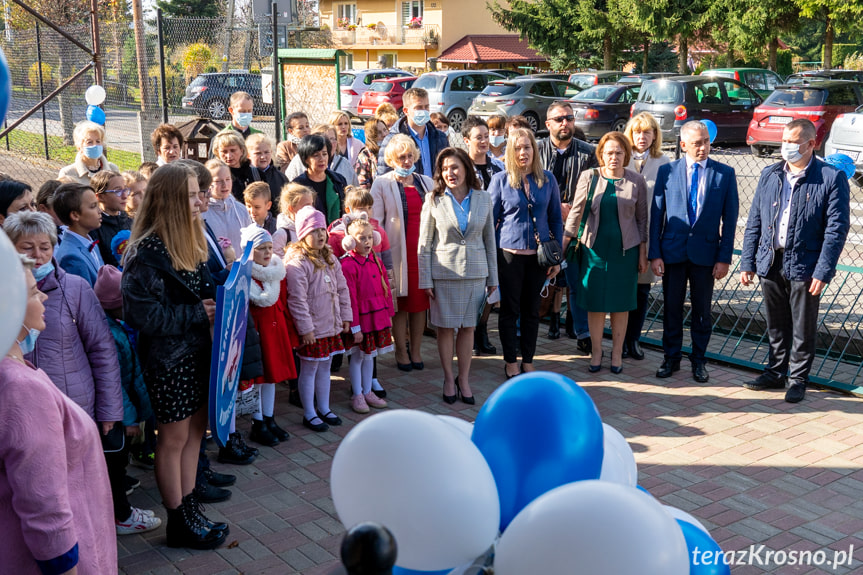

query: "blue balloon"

left=471, top=372, right=604, bottom=531
left=392, top=567, right=451, bottom=575
left=824, top=153, right=856, bottom=179
left=86, top=104, right=106, bottom=125
left=351, top=126, right=366, bottom=143
left=0, top=47, right=10, bottom=126
left=678, top=519, right=731, bottom=575
left=701, top=119, right=718, bottom=143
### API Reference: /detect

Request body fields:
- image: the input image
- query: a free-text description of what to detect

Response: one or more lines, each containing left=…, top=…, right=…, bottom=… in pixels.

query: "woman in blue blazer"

left=490, top=128, right=563, bottom=379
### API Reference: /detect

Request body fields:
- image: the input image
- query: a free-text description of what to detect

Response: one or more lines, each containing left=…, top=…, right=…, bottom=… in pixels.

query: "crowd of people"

left=0, top=84, right=851, bottom=569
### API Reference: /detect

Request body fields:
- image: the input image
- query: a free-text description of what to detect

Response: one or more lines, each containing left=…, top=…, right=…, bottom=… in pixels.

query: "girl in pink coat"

left=339, top=214, right=395, bottom=414
left=285, top=206, right=352, bottom=432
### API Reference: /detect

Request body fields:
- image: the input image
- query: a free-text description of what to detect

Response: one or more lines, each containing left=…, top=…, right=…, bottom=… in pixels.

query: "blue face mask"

left=394, top=165, right=416, bottom=178
left=83, top=144, right=103, bottom=159
left=236, top=112, right=253, bottom=128
left=17, top=326, right=40, bottom=355
left=489, top=135, right=506, bottom=147
left=32, top=262, right=54, bottom=282
left=412, top=110, right=431, bottom=126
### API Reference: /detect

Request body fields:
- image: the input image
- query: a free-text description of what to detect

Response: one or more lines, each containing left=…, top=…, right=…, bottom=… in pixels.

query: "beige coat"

left=628, top=153, right=671, bottom=282
left=58, top=154, right=120, bottom=185
left=564, top=167, right=648, bottom=251
left=417, top=189, right=498, bottom=289
left=370, top=171, right=434, bottom=298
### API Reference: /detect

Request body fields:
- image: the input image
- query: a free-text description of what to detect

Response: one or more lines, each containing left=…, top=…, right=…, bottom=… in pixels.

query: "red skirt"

left=399, top=185, right=430, bottom=313
left=297, top=333, right=345, bottom=361
left=342, top=326, right=394, bottom=357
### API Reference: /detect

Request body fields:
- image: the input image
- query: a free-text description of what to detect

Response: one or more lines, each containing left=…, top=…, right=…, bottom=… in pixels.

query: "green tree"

left=156, top=0, right=222, bottom=19
left=706, top=0, right=799, bottom=71
left=794, top=0, right=863, bottom=70
left=623, top=0, right=711, bottom=73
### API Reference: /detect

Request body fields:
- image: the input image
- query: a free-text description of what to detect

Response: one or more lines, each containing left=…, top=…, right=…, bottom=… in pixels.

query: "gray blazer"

left=628, top=154, right=671, bottom=282
left=418, top=189, right=498, bottom=289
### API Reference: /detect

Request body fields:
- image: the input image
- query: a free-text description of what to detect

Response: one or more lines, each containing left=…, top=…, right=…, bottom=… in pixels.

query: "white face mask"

left=489, top=135, right=506, bottom=147
left=781, top=142, right=804, bottom=164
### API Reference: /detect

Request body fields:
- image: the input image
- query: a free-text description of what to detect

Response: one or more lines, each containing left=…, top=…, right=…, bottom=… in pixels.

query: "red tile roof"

left=438, top=35, right=547, bottom=64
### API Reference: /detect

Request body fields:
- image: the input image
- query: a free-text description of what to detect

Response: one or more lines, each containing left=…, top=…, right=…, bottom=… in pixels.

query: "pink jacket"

left=285, top=252, right=352, bottom=339
left=340, top=252, right=394, bottom=334
left=0, top=358, right=116, bottom=574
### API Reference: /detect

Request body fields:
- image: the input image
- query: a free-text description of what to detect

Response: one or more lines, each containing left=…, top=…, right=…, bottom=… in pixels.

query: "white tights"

left=253, top=383, right=276, bottom=421
left=348, top=347, right=374, bottom=396
left=298, top=356, right=334, bottom=421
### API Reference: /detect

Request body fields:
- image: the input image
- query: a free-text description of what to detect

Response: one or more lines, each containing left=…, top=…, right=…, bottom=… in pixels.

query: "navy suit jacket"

left=54, top=232, right=102, bottom=287
left=649, top=157, right=739, bottom=266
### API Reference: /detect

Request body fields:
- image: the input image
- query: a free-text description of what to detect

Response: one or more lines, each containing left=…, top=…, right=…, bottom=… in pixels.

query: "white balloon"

left=664, top=505, right=710, bottom=535
left=0, top=230, right=26, bottom=357
left=599, top=423, right=638, bottom=486
left=331, top=410, right=500, bottom=571
left=495, top=481, right=689, bottom=575
left=437, top=414, right=474, bottom=437
left=84, top=84, right=106, bottom=106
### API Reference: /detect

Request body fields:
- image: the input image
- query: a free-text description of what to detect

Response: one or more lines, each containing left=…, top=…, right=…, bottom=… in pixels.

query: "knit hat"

left=94, top=265, right=123, bottom=310
left=240, top=224, right=273, bottom=251
left=295, top=205, right=327, bottom=241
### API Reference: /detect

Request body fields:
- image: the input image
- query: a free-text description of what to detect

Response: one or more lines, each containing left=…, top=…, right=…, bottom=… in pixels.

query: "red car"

left=746, top=80, right=863, bottom=156
left=357, top=77, right=417, bottom=118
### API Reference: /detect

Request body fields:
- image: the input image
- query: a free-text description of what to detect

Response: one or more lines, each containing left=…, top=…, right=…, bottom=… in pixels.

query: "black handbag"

left=525, top=179, right=563, bottom=268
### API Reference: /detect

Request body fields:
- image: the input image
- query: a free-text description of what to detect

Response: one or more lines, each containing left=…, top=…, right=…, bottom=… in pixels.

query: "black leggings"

left=497, top=250, right=547, bottom=364
left=105, top=445, right=132, bottom=521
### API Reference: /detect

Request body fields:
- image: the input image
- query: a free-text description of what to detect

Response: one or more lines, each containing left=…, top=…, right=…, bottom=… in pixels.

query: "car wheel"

left=750, top=144, right=767, bottom=158
left=611, top=119, right=627, bottom=133
left=524, top=112, right=540, bottom=133
left=207, top=99, right=228, bottom=120
left=447, top=109, right=467, bottom=132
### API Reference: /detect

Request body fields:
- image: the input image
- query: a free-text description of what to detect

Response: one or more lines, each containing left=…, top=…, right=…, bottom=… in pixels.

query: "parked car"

left=747, top=81, right=863, bottom=156
left=468, top=78, right=582, bottom=132
left=522, top=73, right=571, bottom=80
left=412, top=70, right=505, bottom=131
left=340, top=68, right=414, bottom=116
left=701, top=68, right=784, bottom=99
left=786, top=70, right=863, bottom=85
left=619, top=73, right=677, bottom=85
left=569, top=83, right=641, bottom=140
left=485, top=68, right=522, bottom=80
left=182, top=72, right=273, bottom=120
left=824, top=105, right=863, bottom=180
left=631, top=75, right=762, bottom=145
left=568, top=70, right=627, bottom=90
left=356, top=77, right=417, bottom=117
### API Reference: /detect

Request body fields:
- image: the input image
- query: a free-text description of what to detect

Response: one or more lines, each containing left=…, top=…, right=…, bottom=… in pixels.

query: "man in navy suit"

left=649, top=121, right=739, bottom=382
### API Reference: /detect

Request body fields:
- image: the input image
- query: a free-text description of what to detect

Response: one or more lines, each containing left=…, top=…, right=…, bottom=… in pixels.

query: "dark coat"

left=536, top=137, right=598, bottom=204
left=293, top=170, right=348, bottom=225
left=377, top=117, right=450, bottom=176
left=90, top=212, right=133, bottom=267
left=740, top=158, right=850, bottom=282
left=249, top=164, right=288, bottom=218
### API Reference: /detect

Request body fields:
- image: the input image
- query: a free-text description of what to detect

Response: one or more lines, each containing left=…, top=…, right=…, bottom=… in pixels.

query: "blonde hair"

left=504, top=128, right=545, bottom=189
left=328, top=110, right=351, bottom=128
left=279, top=183, right=316, bottom=216
left=244, top=181, right=272, bottom=203
left=375, top=103, right=399, bottom=127
left=73, top=121, right=106, bottom=147
left=212, top=131, right=248, bottom=163
left=288, top=236, right=335, bottom=271
left=624, top=112, right=664, bottom=159
left=345, top=186, right=373, bottom=211
left=245, top=132, right=275, bottom=151
left=383, top=134, right=420, bottom=169
left=122, top=170, right=147, bottom=186
left=127, top=163, right=208, bottom=271
left=229, top=91, right=253, bottom=108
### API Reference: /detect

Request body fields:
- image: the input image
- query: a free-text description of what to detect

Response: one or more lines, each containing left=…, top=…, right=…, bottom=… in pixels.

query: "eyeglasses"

left=549, top=115, right=575, bottom=124
left=101, top=188, right=130, bottom=197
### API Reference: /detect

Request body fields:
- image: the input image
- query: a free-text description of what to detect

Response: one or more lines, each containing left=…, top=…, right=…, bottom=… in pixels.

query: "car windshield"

left=339, top=74, right=356, bottom=87
left=764, top=89, right=825, bottom=107
left=573, top=85, right=619, bottom=102
left=480, top=83, right=520, bottom=96
left=639, top=81, right=683, bottom=104
left=414, top=74, right=446, bottom=91
left=369, top=81, right=394, bottom=92
left=569, top=74, right=597, bottom=89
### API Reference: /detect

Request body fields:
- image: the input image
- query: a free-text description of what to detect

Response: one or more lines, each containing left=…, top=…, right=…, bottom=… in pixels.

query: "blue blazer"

left=649, top=157, right=739, bottom=266
left=55, top=232, right=102, bottom=287
left=740, top=158, right=850, bottom=283
left=490, top=170, right=563, bottom=251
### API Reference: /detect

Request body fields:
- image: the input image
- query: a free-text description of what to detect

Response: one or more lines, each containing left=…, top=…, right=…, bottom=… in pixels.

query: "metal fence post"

left=157, top=8, right=168, bottom=124
left=272, top=3, right=280, bottom=142
left=35, top=23, right=48, bottom=160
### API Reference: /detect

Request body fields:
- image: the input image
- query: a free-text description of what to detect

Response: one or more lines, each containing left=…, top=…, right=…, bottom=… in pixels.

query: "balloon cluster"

left=331, top=372, right=730, bottom=575
left=85, top=85, right=106, bottom=125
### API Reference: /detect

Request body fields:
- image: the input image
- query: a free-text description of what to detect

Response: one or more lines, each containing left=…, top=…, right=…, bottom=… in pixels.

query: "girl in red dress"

left=241, top=225, right=298, bottom=446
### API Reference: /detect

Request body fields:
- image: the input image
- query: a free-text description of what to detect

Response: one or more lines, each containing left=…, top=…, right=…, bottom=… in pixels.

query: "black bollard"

left=339, top=522, right=398, bottom=575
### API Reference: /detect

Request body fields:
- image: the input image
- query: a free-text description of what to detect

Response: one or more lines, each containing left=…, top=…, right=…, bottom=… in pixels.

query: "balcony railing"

left=331, top=23, right=440, bottom=47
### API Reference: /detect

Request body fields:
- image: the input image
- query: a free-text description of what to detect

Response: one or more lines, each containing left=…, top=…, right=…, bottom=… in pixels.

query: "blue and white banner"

left=209, top=242, right=253, bottom=448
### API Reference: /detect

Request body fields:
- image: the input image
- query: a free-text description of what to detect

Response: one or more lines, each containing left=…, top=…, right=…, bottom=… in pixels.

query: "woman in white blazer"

left=418, top=148, right=497, bottom=405
left=370, top=134, right=434, bottom=372
left=622, top=112, right=671, bottom=360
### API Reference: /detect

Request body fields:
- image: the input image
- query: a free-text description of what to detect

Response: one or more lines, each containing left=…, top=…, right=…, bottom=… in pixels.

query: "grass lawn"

left=1, top=130, right=142, bottom=171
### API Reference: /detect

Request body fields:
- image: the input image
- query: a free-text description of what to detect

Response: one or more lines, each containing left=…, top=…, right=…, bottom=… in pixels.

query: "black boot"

left=264, top=415, right=290, bottom=442
left=547, top=313, right=561, bottom=340
left=165, top=497, right=227, bottom=550
left=236, top=431, right=259, bottom=457
left=186, top=492, right=230, bottom=536
left=474, top=322, right=497, bottom=355
left=331, top=353, right=343, bottom=373
left=217, top=432, right=256, bottom=465
left=250, top=418, right=279, bottom=447
left=565, top=308, right=576, bottom=339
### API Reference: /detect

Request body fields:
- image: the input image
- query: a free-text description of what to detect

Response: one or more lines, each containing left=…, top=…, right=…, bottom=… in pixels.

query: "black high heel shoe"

left=442, top=378, right=457, bottom=404
left=455, top=376, right=475, bottom=405
left=588, top=351, right=604, bottom=373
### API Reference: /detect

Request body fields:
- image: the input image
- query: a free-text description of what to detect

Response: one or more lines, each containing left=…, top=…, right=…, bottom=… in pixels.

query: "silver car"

left=824, top=104, right=863, bottom=180
left=412, top=70, right=505, bottom=131
left=468, top=78, right=582, bottom=132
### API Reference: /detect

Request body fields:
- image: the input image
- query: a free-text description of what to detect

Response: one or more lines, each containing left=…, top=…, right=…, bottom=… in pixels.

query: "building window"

left=401, top=1, right=423, bottom=27
left=336, top=3, right=357, bottom=26
left=378, top=53, right=397, bottom=68
left=339, top=53, right=354, bottom=70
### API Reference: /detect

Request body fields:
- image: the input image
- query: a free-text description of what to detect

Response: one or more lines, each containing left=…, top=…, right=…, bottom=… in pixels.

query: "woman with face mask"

left=0, top=251, right=118, bottom=575
left=58, top=121, right=120, bottom=185
left=370, top=134, right=434, bottom=372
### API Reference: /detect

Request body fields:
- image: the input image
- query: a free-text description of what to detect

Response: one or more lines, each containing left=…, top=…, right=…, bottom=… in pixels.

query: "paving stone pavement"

left=119, top=318, right=863, bottom=575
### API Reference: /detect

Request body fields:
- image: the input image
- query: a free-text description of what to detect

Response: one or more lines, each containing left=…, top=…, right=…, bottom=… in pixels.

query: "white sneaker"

left=116, top=507, right=162, bottom=535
